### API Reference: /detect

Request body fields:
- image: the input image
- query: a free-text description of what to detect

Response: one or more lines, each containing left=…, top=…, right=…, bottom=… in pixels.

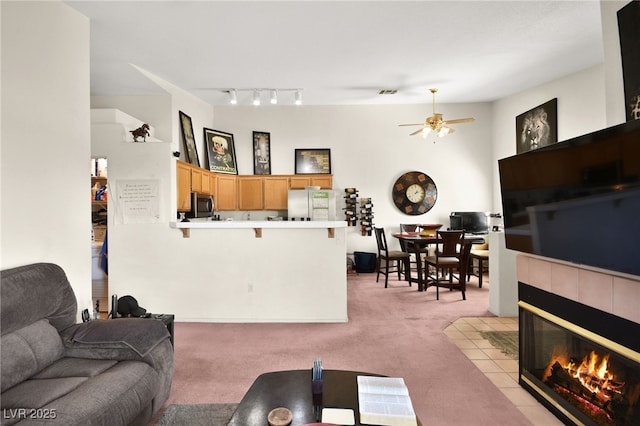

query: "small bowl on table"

left=268, top=407, right=293, bottom=426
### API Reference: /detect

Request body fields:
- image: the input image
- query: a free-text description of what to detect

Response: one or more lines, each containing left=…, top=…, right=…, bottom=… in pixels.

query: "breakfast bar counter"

left=171, top=219, right=346, bottom=238
left=136, top=220, right=350, bottom=323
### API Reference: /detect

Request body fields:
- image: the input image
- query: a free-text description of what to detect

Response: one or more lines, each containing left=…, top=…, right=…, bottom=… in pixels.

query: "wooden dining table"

left=393, top=232, right=486, bottom=291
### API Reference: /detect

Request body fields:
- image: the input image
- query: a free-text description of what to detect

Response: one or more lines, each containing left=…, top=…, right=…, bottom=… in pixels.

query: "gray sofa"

left=1, top=263, right=174, bottom=425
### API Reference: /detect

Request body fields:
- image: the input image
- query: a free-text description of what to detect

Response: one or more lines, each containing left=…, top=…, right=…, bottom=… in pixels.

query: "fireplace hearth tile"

left=550, top=262, right=579, bottom=299
left=612, top=276, right=640, bottom=323
left=445, top=317, right=563, bottom=426
left=578, top=268, right=613, bottom=312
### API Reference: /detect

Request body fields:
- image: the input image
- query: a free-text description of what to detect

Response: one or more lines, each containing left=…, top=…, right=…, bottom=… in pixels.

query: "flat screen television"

left=498, top=119, right=640, bottom=277
left=449, top=211, right=489, bottom=234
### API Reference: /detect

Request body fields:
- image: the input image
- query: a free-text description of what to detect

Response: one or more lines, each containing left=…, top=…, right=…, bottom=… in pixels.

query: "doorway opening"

left=91, top=157, right=108, bottom=318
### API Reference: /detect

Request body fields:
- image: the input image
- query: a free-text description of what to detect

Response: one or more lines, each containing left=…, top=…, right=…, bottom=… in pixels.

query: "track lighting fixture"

left=222, top=88, right=303, bottom=105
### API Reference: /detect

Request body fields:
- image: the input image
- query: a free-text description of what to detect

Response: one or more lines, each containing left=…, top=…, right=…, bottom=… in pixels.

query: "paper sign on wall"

left=113, top=180, right=160, bottom=224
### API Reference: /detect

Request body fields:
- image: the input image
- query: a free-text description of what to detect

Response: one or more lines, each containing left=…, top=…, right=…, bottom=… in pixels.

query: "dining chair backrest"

left=457, top=239, right=473, bottom=283
left=374, top=227, right=389, bottom=255
left=436, top=230, right=464, bottom=257
left=398, top=224, right=419, bottom=252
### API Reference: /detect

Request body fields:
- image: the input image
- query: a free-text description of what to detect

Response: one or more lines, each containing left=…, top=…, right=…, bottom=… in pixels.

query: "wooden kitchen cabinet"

left=238, top=176, right=264, bottom=210
left=310, top=175, right=333, bottom=189
left=176, top=160, right=332, bottom=212
left=176, top=161, right=192, bottom=212
left=190, top=168, right=203, bottom=193
left=263, top=177, right=290, bottom=210
left=216, top=174, right=237, bottom=210
left=289, top=175, right=333, bottom=189
left=207, top=173, right=217, bottom=197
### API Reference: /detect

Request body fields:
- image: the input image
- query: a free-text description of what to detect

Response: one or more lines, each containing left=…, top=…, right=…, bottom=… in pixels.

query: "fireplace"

left=519, top=282, right=640, bottom=425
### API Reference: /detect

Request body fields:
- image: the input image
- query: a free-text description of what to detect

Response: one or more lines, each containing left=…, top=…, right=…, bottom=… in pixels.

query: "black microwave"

left=187, top=193, right=214, bottom=218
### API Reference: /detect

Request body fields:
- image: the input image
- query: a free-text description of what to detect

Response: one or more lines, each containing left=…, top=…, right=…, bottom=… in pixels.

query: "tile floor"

left=444, top=316, right=563, bottom=426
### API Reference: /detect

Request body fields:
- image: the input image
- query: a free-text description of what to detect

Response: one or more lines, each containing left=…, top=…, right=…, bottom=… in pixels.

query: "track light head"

left=295, top=90, right=302, bottom=106
left=229, top=89, right=237, bottom=105
left=253, top=90, right=260, bottom=106
left=270, top=90, right=278, bottom=105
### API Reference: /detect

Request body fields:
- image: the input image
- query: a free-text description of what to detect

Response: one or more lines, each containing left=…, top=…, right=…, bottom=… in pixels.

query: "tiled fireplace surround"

left=516, top=254, right=640, bottom=326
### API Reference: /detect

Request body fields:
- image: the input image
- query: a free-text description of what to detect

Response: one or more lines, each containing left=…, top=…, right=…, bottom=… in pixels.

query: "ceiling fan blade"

left=409, top=128, right=425, bottom=136
left=444, top=117, right=475, bottom=125
left=398, top=123, right=424, bottom=127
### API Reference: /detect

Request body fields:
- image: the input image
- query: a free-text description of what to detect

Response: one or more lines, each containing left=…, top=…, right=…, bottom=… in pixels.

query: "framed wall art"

left=618, top=0, right=640, bottom=121
left=179, top=111, right=200, bottom=167
left=515, top=98, right=557, bottom=154
left=253, top=131, right=271, bottom=175
left=204, top=128, right=238, bottom=174
left=294, top=149, right=332, bottom=174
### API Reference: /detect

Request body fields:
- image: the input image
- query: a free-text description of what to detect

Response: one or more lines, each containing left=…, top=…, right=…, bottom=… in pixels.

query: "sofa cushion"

left=1, top=319, right=64, bottom=392
left=1, top=263, right=77, bottom=336
left=32, top=358, right=118, bottom=379
left=1, top=377, right=88, bottom=409
left=1, top=360, right=158, bottom=426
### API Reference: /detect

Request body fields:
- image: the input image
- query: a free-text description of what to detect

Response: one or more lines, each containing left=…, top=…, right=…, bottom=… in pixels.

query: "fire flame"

left=543, top=349, right=625, bottom=401
left=567, top=351, right=613, bottom=395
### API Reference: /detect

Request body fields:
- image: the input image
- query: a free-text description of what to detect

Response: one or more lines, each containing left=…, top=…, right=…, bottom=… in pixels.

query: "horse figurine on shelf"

left=130, top=123, right=150, bottom=142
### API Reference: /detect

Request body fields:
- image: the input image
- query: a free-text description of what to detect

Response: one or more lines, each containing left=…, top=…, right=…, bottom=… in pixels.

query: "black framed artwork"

left=618, top=0, right=640, bottom=121
left=179, top=111, right=200, bottom=167
left=204, top=128, right=238, bottom=174
left=253, top=131, right=271, bottom=175
left=515, top=98, right=558, bottom=154
left=294, top=149, right=331, bottom=174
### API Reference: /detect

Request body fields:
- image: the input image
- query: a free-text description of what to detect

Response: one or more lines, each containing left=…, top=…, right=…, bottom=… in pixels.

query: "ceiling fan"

left=399, top=88, right=475, bottom=138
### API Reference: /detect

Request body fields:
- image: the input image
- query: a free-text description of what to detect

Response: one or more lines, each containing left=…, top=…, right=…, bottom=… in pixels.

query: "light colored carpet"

left=162, top=272, right=533, bottom=426
left=155, top=403, right=238, bottom=426
left=480, top=330, right=519, bottom=359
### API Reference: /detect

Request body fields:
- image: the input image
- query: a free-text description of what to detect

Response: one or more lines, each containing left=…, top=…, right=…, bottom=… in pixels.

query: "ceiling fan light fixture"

left=438, top=126, right=451, bottom=137
left=421, top=127, right=432, bottom=139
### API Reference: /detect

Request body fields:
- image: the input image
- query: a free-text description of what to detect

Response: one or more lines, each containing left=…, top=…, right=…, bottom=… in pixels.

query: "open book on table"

left=357, top=376, right=417, bottom=426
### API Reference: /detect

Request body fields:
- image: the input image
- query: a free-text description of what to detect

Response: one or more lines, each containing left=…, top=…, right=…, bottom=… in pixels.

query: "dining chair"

left=424, top=230, right=465, bottom=299
left=374, top=227, right=412, bottom=288
left=398, top=224, right=420, bottom=281
left=468, top=240, right=489, bottom=288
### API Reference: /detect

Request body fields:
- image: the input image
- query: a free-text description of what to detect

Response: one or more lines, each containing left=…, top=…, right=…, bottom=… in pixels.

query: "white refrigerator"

left=287, top=189, right=339, bottom=221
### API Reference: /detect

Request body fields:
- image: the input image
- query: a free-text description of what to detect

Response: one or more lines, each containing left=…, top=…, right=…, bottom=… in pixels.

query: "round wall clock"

left=392, top=171, right=438, bottom=215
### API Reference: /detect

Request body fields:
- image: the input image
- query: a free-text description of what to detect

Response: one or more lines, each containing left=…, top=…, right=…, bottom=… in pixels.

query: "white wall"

left=213, top=103, right=494, bottom=254
left=1, top=1, right=92, bottom=316
left=490, top=64, right=607, bottom=211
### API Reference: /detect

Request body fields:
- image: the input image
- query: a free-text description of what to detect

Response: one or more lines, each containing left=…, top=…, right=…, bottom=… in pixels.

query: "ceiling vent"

left=377, top=89, right=398, bottom=95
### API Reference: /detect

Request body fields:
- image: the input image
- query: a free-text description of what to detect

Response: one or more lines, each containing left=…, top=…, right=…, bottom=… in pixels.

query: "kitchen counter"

left=171, top=219, right=347, bottom=238
left=159, top=220, right=348, bottom=322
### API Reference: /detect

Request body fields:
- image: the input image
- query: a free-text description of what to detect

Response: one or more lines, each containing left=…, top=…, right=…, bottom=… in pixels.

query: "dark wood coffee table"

left=227, top=369, right=421, bottom=426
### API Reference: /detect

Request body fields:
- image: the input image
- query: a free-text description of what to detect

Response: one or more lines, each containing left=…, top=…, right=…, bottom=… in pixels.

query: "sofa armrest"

left=60, top=319, right=174, bottom=415
left=60, top=318, right=169, bottom=359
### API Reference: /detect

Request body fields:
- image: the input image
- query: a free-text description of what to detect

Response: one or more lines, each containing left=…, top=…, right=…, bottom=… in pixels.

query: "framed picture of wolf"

left=515, top=98, right=558, bottom=154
